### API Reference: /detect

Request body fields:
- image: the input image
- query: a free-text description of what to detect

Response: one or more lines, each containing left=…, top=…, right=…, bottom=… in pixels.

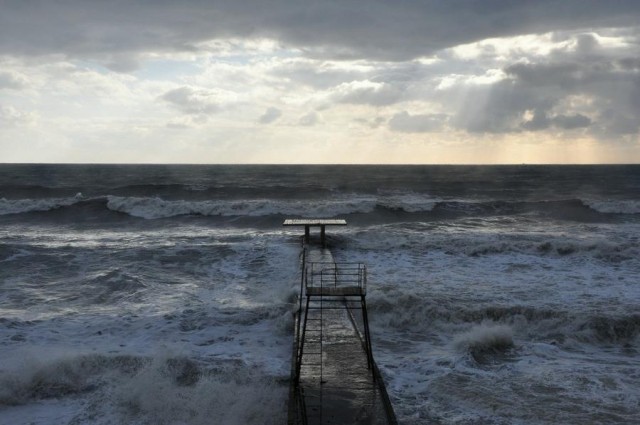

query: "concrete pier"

left=286, top=221, right=397, bottom=425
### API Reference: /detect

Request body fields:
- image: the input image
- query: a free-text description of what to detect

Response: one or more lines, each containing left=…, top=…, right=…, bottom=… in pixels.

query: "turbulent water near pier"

left=0, top=164, right=639, bottom=424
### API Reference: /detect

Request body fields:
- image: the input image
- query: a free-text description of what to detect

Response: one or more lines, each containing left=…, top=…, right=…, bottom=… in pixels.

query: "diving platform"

left=285, top=219, right=397, bottom=425
left=283, top=219, right=347, bottom=246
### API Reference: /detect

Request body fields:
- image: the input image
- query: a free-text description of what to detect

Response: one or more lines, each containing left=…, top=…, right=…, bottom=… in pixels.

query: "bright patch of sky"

left=134, top=59, right=203, bottom=81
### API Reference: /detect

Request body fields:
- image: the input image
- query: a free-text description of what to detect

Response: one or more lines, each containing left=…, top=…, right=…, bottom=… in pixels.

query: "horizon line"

left=1, top=162, right=639, bottom=166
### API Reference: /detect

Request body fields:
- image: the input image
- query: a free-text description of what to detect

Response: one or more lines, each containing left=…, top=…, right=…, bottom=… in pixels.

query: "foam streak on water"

left=1, top=164, right=639, bottom=424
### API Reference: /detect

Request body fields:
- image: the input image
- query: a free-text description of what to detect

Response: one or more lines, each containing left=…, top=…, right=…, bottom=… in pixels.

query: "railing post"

left=296, top=296, right=311, bottom=383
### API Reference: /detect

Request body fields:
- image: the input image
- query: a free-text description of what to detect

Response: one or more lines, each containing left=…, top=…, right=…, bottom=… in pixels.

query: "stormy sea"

left=0, top=164, right=638, bottom=425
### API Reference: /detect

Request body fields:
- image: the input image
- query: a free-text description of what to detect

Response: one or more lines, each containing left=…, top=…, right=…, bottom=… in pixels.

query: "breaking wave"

left=464, top=238, right=638, bottom=261
left=1, top=193, right=638, bottom=222
left=85, top=269, right=149, bottom=304
left=104, top=194, right=441, bottom=219
left=0, top=353, right=145, bottom=405
left=453, top=323, right=515, bottom=361
left=0, top=194, right=84, bottom=215
left=586, top=199, right=640, bottom=214
left=368, top=294, right=566, bottom=328
left=105, top=195, right=377, bottom=219
left=368, top=294, right=640, bottom=347
left=577, top=314, right=640, bottom=344
left=349, top=228, right=639, bottom=263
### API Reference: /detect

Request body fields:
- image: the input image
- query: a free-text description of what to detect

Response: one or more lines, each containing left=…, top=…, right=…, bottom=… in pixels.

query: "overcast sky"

left=1, top=0, right=640, bottom=163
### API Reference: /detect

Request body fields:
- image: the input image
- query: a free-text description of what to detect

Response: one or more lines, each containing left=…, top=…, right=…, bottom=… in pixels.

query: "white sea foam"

left=0, top=194, right=83, bottom=215
left=106, top=195, right=377, bottom=218
left=452, top=323, right=514, bottom=354
left=116, top=356, right=286, bottom=425
left=342, top=220, right=640, bottom=266
left=377, top=193, right=441, bottom=212
left=104, top=192, right=447, bottom=219
left=586, top=199, right=640, bottom=214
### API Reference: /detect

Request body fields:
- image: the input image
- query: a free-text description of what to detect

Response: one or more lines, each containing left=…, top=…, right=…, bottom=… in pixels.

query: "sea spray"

left=454, top=323, right=515, bottom=362
left=0, top=352, right=145, bottom=406
left=117, top=356, right=286, bottom=425
left=0, top=351, right=287, bottom=425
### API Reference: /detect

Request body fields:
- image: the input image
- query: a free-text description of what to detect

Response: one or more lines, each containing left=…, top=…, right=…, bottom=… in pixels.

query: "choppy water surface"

left=1, top=165, right=639, bottom=424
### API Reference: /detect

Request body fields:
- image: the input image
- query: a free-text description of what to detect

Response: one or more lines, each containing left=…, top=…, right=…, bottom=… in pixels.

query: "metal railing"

left=305, top=262, right=367, bottom=295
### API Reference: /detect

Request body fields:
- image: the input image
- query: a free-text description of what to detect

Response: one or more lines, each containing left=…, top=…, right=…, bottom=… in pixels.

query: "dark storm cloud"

left=518, top=111, right=592, bottom=131
left=617, top=57, right=640, bottom=71
left=259, top=107, right=282, bottom=124
left=335, top=82, right=404, bottom=106
left=2, top=0, right=640, bottom=61
left=552, top=114, right=591, bottom=130
left=298, top=112, right=319, bottom=126
left=505, top=62, right=582, bottom=89
left=161, top=87, right=222, bottom=115
left=520, top=109, right=552, bottom=131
